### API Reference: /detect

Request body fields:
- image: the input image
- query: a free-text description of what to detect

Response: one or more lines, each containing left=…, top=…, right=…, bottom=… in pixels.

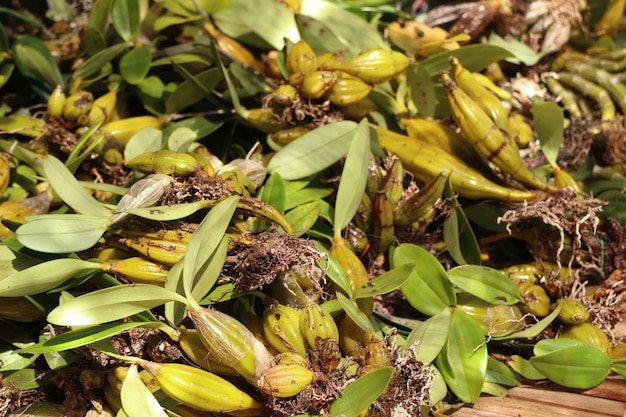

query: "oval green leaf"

left=336, top=292, right=375, bottom=334
left=121, top=364, right=169, bottom=417
left=529, top=344, right=612, bottom=389
left=406, top=307, right=451, bottom=364
left=112, top=0, right=140, bottom=42
left=231, top=0, right=299, bottom=49
left=260, top=172, right=286, bottom=215
left=447, top=265, right=521, bottom=305
left=434, top=308, right=488, bottom=403
left=533, top=98, right=564, bottom=167
left=47, top=284, right=189, bottom=326
left=16, top=214, right=109, bottom=253
left=12, top=34, right=63, bottom=90
left=329, top=366, right=394, bottom=417
left=72, top=42, right=132, bottom=80
left=284, top=201, right=321, bottom=236
left=124, top=127, right=163, bottom=161
left=392, top=243, right=456, bottom=316
left=119, top=45, right=151, bottom=85
left=408, top=63, right=437, bottom=119
left=267, top=121, right=357, bottom=180
left=0, top=258, right=99, bottom=297
left=44, top=155, right=111, bottom=217
left=354, top=263, right=415, bottom=299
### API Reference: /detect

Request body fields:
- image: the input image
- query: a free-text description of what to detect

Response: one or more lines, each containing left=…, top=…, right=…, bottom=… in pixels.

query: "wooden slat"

left=505, top=386, right=626, bottom=416
left=470, top=395, right=622, bottom=417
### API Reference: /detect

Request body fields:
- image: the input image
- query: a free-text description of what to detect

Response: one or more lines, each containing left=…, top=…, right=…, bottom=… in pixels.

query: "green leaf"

left=447, top=265, right=521, bottom=305
left=183, top=196, right=239, bottom=306
left=354, top=263, right=414, bottom=299
left=16, top=214, right=109, bottom=253
left=124, top=127, right=163, bottom=161
left=295, top=14, right=348, bottom=56
left=329, top=366, right=394, bottom=417
left=336, top=292, right=375, bottom=334
left=47, top=285, right=189, bottom=326
left=507, top=355, right=546, bottom=380
left=0, top=347, right=38, bottom=371
left=486, top=356, right=521, bottom=387
left=420, top=44, right=514, bottom=78
left=19, top=322, right=161, bottom=353
left=0, top=61, right=15, bottom=90
left=124, top=200, right=209, bottom=221
left=406, top=307, right=451, bottom=364
left=284, top=201, right=321, bottom=236
left=533, top=98, right=564, bottom=167
left=44, top=155, right=111, bottom=217
left=165, top=68, right=223, bottom=114
left=481, top=382, right=509, bottom=397
left=392, top=243, right=456, bottom=316
left=407, top=63, right=437, bottom=118
left=530, top=343, right=612, bottom=389
left=434, top=308, right=488, bottom=403
left=314, top=242, right=352, bottom=297
left=122, top=363, right=169, bottom=417
left=231, top=0, right=299, bottom=49
left=0, top=258, right=99, bottom=297
left=267, top=121, right=357, bottom=180
left=12, top=35, right=63, bottom=90
left=120, top=45, right=151, bottom=84
left=88, top=0, right=113, bottom=35
left=72, top=42, right=132, bottom=80
left=260, top=173, right=286, bottom=215
left=610, top=361, right=626, bottom=378
left=300, top=0, right=385, bottom=55
left=167, top=127, right=197, bottom=152
left=493, top=300, right=562, bottom=341
left=164, top=262, right=186, bottom=325
left=488, top=32, right=545, bottom=66
left=443, top=184, right=481, bottom=265
left=112, top=0, right=141, bottom=42
left=333, top=119, right=370, bottom=235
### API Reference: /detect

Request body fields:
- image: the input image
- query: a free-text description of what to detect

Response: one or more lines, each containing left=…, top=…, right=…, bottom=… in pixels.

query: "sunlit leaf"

left=72, top=42, right=132, bottom=80
left=124, top=127, right=163, bottom=161
left=0, top=347, right=38, bottom=371
left=507, top=355, right=546, bottom=380
left=486, top=357, right=521, bottom=387
left=443, top=183, right=481, bottom=265
left=112, top=0, right=140, bottom=42
left=19, top=322, right=161, bottom=353
left=284, top=201, right=321, bottom=236
left=481, top=382, right=509, bottom=397
left=44, top=155, right=111, bottom=217
left=530, top=342, right=612, bottom=389
left=231, top=0, right=299, bottom=49
left=120, top=45, right=151, bottom=84
left=314, top=242, right=352, bottom=296
left=333, top=119, right=370, bottom=235
left=336, top=292, right=374, bottom=334
left=392, top=243, right=456, bottom=316
left=434, top=308, right=488, bottom=403
left=183, top=196, right=238, bottom=305
left=295, top=14, right=348, bottom=56
left=407, top=63, right=437, bottom=118
left=406, top=307, right=451, bottom=364
left=47, top=285, right=189, bottom=326
left=329, top=366, right=394, bottom=417
left=0, top=258, right=99, bottom=297
left=533, top=98, right=564, bottom=167
left=167, top=127, right=197, bottom=152
left=121, top=363, right=169, bottom=417
left=12, top=35, right=63, bottom=90
left=267, top=121, right=357, bottom=180
left=447, top=265, right=520, bottom=305
left=16, top=214, right=110, bottom=253
left=124, top=200, right=209, bottom=220
left=420, top=44, right=514, bottom=78
left=354, top=263, right=414, bottom=299
left=259, top=172, right=286, bottom=215
left=488, top=32, right=545, bottom=66
left=493, top=300, right=562, bottom=341
left=88, top=0, right=113, bottom=35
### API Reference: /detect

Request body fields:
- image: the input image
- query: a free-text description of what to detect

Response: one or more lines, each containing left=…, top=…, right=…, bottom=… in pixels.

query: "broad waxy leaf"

left=12, top=35, right=63, bottom=90
left=72, top=42, right=132, bottom=80
left=284, top=201, right=321, bottom=236
left=165, top=68, right=223, bottom=114
left=392, top=243, right=456, bottom=316
left=44, top=155, right=111, bottom=218
left=231, top=0, right=299, bottom=49
left=447, top=265, right=521, bottom=305
left=0, top=258, right=99, bottom=297
left=329, top=366, right=394, bottom=417
left=406, top=307, right=451, bottom=364
left=121, top=363, right=169, bottom=417
left=334, top=119, right=370, bottom=234
left=47, top=285, right=189, bottom=326
left=183, top=196, right=239, bottom=305
left=296, top=14, right=348, bottom=56
left=420, top=44, right=514, bottom=78
left=314, top=242, right=352, bottom=296
left=533, top=98, right=564, bottom=167
left=88, top=0, right=113, bottom=35
left=443, top=182, right=481, bottom=266
left=112, top=0, right=141, bottom=42
left=124, top=127, right=163, bottom=161
left=507, top=355, right=546, bottom=380
left=486, top=356, right=522, bottom=387
left=260, top=172, right=286, bottom=215
left=19, top=322, right=162, bottom=353
left=488, top=32, right=545, bottom=66
left=336, top=292, right=375, bottom=334
left=407, top=63, right=437, bottom=119
left=354, top=263, right=415, bottom=299
left=530, top=343, right=612, bottom=389
left=167, top=127, right=197, bottom=152
left=434, top=308, right=488, bottom=403
left=267, top=121, right=357, bottom=180
left=492, top=300, right=562, bottom=341
left=119, top=45, right=151, bottom=84
left=16, top=214, right=110, bottom=253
